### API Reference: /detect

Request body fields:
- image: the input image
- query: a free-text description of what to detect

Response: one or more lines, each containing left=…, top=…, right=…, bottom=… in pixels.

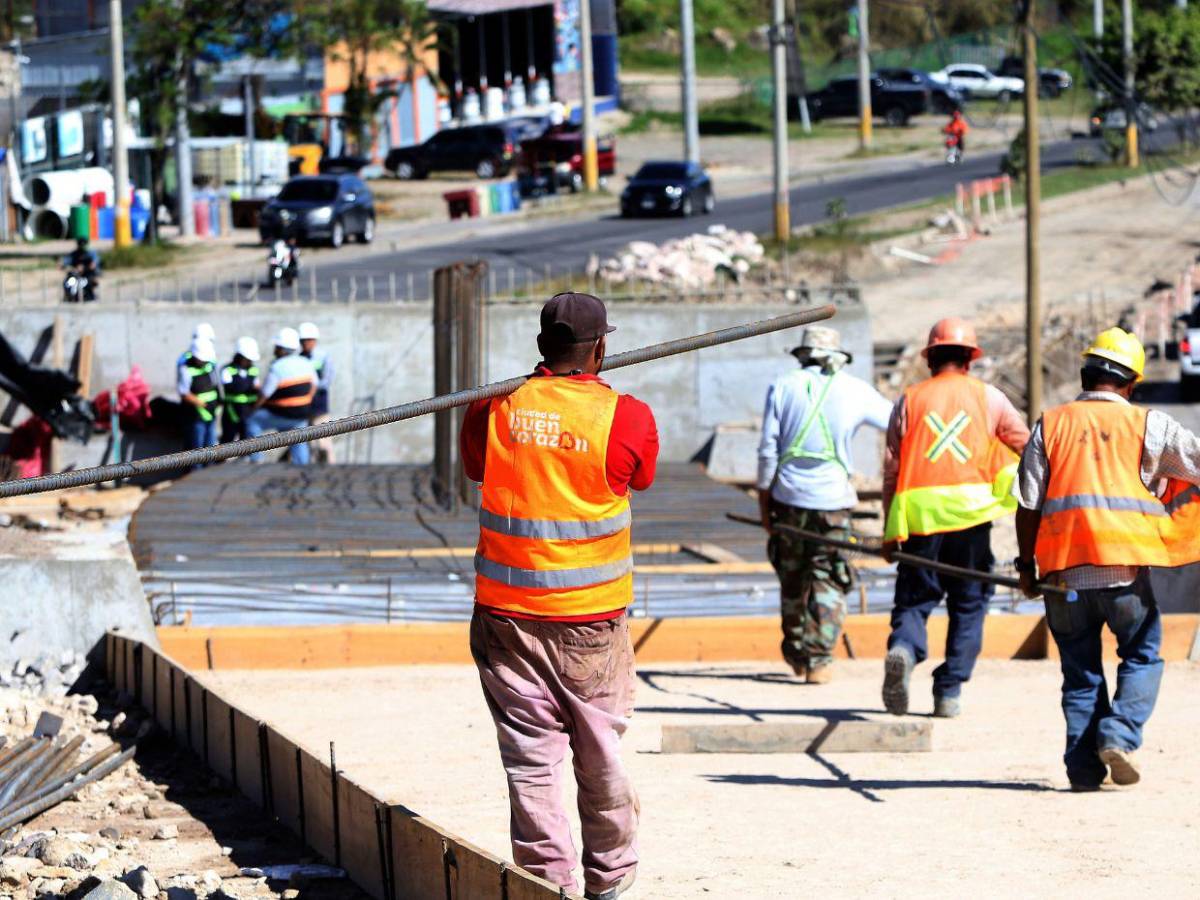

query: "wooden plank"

left=232, top=708, right=262, bottom=803
left=339, top=778, right=386, bottom=900
left=186, top=678, right=205, bottom=756
left=171, top=663, right=187, bottom=741
left=660, top=719, right=933, bottom=754
left=75, top=333, right=94, bottom=398
left=505, top=866, right=569, bottom=900
left=445, top=836, right=506, bottom=900
left=105, top=634, right=115, bottom=682
left=205, top=693, right=234, bottom=783
left=140, top=647, right=157, bottom=712
left=123, top=640, right=135, bottom=697
left=300, top=748, right=336, bottom=863
left=390, top=804, right=449, bottom=900
left=265, top=726, right=302, bottom=835
left=154, top=656, right=172, bottom=733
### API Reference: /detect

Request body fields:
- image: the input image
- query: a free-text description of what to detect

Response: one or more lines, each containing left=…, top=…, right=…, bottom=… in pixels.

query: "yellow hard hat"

left=1082, top=327, right=1145, bottom=381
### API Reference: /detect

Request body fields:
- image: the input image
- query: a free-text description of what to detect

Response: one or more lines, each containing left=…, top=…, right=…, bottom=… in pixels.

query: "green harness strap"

left=778, top=368, right=847, bottom=475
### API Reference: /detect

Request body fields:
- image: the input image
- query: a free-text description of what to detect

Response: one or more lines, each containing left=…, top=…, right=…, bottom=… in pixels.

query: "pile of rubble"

left=0, top=689, right=361, bottom=900
left=591, top=225, right=765, bottom=289
left=0, top=653, right=89, bottom=697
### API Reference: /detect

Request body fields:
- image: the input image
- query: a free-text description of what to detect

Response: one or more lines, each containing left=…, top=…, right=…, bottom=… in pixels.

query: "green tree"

left=314, top=0, right=444, bottom=155
left=1093, top=4, right=1200, bottom=112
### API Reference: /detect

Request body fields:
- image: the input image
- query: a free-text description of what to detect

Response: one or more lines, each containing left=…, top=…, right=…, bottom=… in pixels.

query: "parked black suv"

left=258, top=175, right=375, bottom=248
left=876, top=67, right=965, bottom=114
left=802, top=75, right=930, bottom=126
left=386, top=123, right=536, bottom=180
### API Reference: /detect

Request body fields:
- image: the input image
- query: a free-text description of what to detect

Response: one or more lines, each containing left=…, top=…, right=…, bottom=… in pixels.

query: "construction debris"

left=591, top=225, right=765, bottom=289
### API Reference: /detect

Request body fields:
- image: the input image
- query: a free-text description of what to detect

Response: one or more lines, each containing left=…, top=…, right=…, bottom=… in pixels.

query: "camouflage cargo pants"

left=767, top=501, right=854, bottom=671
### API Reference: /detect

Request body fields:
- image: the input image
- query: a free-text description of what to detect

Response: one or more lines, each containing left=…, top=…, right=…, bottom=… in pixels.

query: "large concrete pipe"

left=23, top=167, right=115, bottom=209
left=30, top=207, right=67, bottom=239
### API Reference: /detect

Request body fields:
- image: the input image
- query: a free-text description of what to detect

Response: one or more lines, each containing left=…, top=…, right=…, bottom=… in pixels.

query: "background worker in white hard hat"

left=177, top=336, right=221, bottom=454
left=177, top=323, right=216, bottom=396
left=220, top=337, right=261, bottom=443
left=756, top=325, right=891, bottom=683
left=1014, top=328, right=1200, bottom=791
left=245, top=328, right=317, bottom=464
left=881, top=317, right=1030, bottom=718
left=298, top=322, right=336, bottom=463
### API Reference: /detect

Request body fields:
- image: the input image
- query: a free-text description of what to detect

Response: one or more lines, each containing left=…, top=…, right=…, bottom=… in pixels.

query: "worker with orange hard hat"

left=881, top=317, right=1030, bottom=719
left=1014, top=327, right=1200, bottom=790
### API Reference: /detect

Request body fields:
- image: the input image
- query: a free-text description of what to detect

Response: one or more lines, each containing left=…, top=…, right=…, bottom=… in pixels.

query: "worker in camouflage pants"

left=767, top=505, right=855, bottom=674
left=757, top=326, right=891, bottom=683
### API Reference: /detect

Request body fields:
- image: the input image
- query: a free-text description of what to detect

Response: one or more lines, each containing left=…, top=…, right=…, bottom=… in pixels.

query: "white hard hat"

left=297, top=322, right=320, bottom=341
left=193, top=323, right=215, bottom=341
left=235, top=337, right=260, bottom=362
left=189, top=338, right=216, bottom=363
left=273, top=327, right=301, bottom=352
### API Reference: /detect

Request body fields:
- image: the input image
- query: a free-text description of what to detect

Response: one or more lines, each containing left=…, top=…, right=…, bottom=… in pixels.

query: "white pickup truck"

left=931, top=64, right=1025, bottom=101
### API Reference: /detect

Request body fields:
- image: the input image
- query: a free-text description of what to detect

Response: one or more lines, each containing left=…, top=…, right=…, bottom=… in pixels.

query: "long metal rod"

left=1023, top=2, right=1042, bottom=425
left=725, top=513, right=1077, bottom=600
left=0, top=746, right=136, bottom=833
left=0, top=306, right=836, bottom=498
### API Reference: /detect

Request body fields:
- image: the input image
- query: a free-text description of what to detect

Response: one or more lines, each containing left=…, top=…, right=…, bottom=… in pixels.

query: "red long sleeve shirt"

left=461, top=367, right=660, bottom=622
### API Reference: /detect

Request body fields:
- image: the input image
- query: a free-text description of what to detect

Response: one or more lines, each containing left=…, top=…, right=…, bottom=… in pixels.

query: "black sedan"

left=876, top=67, right=965, bottom=113
left=258, top=175, right=375, bottom=248
left=620, top=161, right=714, bottom=218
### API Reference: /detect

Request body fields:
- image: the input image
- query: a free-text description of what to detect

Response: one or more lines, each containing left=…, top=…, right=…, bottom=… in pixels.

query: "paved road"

left=180, top=132, right=1126, bottom=304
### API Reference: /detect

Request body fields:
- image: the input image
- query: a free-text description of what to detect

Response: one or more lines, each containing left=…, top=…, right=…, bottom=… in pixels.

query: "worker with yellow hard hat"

left=881, top=318, right=1031, bottom=719
left=1014, top=327, right=1200, bottom=791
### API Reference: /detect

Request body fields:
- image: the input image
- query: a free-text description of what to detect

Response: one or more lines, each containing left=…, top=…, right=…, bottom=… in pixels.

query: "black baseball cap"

left=539, top=292, right=616, bottom=344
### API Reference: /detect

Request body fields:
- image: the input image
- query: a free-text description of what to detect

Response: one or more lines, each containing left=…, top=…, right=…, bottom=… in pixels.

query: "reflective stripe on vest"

left=186, top=361, right=219, bottom=423
left=1158, top=479, right=1200, bottom=567
left=884, top=372, right=1018, bottom=542
left=267, top=375, right=316, bottom=408
left=474, top=377, right=633, bottom=618
left=1034, top=401, right=1168, bottom=573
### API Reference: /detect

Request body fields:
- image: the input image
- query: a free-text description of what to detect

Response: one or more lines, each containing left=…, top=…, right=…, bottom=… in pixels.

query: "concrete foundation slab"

left=660, top=719, right=932, bottom=753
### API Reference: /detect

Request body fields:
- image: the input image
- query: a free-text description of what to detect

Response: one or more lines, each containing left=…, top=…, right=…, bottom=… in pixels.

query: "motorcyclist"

left=943, top=109, right=968, bottom=158
left=269, top=235, right=300, bottom=284
left=62, top=238, right=100, bottom=301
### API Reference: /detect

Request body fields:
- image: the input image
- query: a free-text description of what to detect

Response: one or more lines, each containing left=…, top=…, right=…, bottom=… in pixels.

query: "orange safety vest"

left=1158, top=477, right=1200, bottom=567
left=474, top=377, right=632, bottom=617
left=884, top=372, right=1018, bottom=542
left=1035, top=400, right=1168, bottom=574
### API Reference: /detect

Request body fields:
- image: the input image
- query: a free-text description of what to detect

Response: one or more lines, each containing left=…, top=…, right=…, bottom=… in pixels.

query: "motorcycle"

left=944, top=133, right=963, bottom=165
left=62, top=267, right=95, bottom=303
left=267, top=242, right=297, bottom=287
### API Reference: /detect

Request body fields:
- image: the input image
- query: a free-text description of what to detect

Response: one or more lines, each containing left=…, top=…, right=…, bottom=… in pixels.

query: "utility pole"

left=770, top=0, right=788, bottom=241
left=679, top=0, right=699, bottom=163
left=109, top=0, right=131, bottom=247
left=1094, top=0, right=1103, bottom=37
left=1022, top=1, right=1042, bottom=425
left=243, top=74, right=257, bottom=193
left=174, top=0, right=194, bottom=241
left=1122, top=0, right=1138, bottom=168
left=579, top=0, right=598, bottom=190
left=855, top=0, right=871, bottom=150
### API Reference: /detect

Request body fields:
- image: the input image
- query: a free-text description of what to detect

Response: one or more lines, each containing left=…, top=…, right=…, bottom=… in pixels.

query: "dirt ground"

left=857, top=175, right=1198, bottom=345
left=202, top=658, right=1200, bottom=898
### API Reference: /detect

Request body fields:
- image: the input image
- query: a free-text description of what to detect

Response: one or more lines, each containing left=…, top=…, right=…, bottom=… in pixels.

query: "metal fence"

left=0, top=249, right=851, bottom=309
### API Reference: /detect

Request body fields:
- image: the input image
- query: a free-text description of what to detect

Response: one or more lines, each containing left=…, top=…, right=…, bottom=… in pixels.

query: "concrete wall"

left=0, top=293, right=874, bottom=471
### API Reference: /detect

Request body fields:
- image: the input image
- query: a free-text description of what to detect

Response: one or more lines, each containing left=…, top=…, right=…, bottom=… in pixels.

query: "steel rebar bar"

left=0, top=306, right=835, bottom=498
left=0, top=742, right=124, bottom=821
left=725, top=513, right=1077, bottom=601
left=0, top=746, right=136, bottom=833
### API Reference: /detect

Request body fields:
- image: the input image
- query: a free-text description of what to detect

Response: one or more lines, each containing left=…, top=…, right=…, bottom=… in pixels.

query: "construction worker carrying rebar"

left=1014, top=328, right=1200, bottom=791
left=460, top=293, right=658, bottom=900
left=757, top=326, right=891, bottom=683
left=881, top=318, right=1029, bottom=718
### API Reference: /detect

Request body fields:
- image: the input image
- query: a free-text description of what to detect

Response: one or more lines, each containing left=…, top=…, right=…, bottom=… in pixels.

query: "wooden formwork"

left=154, top=614, right=1200, bottom=671
left=103, top=633, right=573, bottom=900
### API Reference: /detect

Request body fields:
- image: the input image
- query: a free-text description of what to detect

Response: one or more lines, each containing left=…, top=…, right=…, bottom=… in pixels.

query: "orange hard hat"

left=922, top=317, right=983, bottom=360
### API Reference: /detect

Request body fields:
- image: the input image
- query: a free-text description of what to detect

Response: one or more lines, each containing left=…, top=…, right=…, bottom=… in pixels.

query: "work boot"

left=788, top=659, right=808, bottom=680
left=1069, top=781, right=1103, bottom=793
left=932, top=694, right=961, bottom=718
left=882, top=646, right=914, bottom=716
left=585, top=870, right=637, bottom=900
left=806, top=663, right=833, bottom=685
left=1099, top=746, right=1141, bottom=786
